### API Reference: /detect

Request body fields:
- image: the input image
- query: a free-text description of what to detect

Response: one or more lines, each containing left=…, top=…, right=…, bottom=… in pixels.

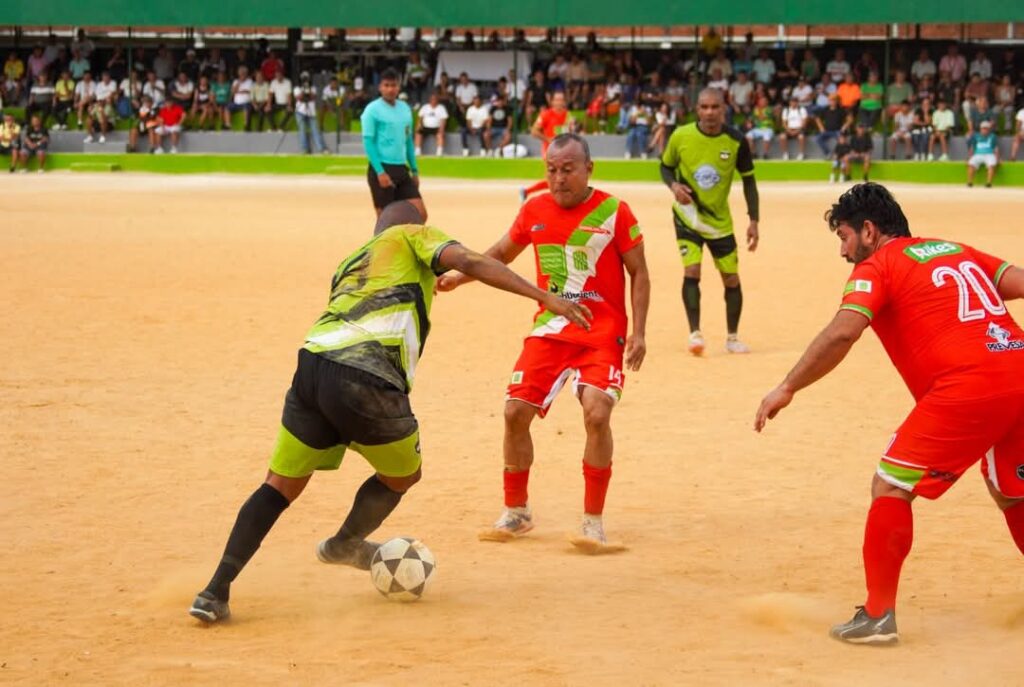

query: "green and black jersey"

left=661, top=122, right=755, bottom=239
left=302, top=225, right=458, bottom=392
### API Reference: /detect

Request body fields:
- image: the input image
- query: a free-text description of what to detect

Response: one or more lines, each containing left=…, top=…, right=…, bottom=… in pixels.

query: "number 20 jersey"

left=509, top=190, right=643, bottom=350
left=840, top=237, right=1024, bottom=401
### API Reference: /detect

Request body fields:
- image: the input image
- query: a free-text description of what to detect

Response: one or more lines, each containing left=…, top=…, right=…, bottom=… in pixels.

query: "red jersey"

left=158, top=102, right=185, bottom=127
left=840, top=237, right=1024, bottom=400
left=509, top=189, right=643, bottom=349
left=536, top=108, right=571, bottom=156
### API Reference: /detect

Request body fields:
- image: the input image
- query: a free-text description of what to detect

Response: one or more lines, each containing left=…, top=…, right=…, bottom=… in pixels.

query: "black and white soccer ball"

left=370, top=537, right=436, bottom=602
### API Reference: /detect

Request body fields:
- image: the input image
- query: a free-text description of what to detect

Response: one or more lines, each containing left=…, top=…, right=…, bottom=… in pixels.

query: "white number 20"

left=931, top=260, right=1006, bottom=322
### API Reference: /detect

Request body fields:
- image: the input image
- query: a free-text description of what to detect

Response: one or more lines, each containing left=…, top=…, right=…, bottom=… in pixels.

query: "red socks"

left=583, top=461, right=612, bottom=515
left=503, top=469, right=529, bottom=508
left=862, top=496, right=914, bottom=617
left=1004, top=500, right=1024, bottom=555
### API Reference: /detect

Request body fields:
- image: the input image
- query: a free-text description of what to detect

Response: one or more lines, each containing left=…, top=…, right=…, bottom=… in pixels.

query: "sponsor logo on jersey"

left=844, top=279, right=873, bottom=295
left=530, top=223, right=546, bottom=232
left=693, top=164, right=722, bottom=190
left=903, top=240, right=964, bottom=263
left=561, top=290, right=603, bottom=303
left=575, top=225, right=612, bottom=235
left=719, top=150, right=731, bottom=160
left=985, top=321, right=1024, bottom=352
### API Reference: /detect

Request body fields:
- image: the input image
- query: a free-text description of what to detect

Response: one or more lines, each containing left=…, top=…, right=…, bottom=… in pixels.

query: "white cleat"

left=479, top=505, right=534, bottom=542
left=687, top=330, right=706, bottom=356
left=725, top=335, right=750, bottom=354
left=570, top=514, right=627, bottom=554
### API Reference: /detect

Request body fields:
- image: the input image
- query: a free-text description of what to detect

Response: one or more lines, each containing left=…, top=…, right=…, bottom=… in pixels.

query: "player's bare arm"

left=754, top=309, right=869, bottom=432
left=623, top=243, right=650, bottom=371
left=997, top=265, right=1024, bottom=300
left=436, top=233, right=526, bottom=291
left=437, top=243, right=592, bottom=330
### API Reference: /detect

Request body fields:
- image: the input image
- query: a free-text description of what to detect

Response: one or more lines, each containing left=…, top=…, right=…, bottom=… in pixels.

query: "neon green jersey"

left=302, top=225, right=458, bottom=391
left=661, top=122, right=755, bottom=239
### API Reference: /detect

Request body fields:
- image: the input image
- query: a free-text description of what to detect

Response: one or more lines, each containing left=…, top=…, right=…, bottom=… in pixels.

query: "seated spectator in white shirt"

left=889, top=101, right=915, bottom=160
left=727, top=70, right=755, bottom=116
left=85, top=71, right=118, bottom=143
left=226, top=65, right=254, bottom=131
left=454, top=72, right=478, bottom=122
left=825, top=48, right=850, bottom=83
left=707, top=50, right=733, bottom=80
left=169, top=72, right=194, bottom=109
left=74, top=72, right=96, bottom=129
left=415, top=91, right=448, bottom=156
left=752, top=49, right=776, bottom=85
left=707, top=68, right=729, bottom=95
left=929, top=99, right=955, bottom=161
left=969, top=51, right=993, bottom=81
left=910, top=49, right=936, bottom=84
left=142, top=70, right=166, bottom=107
left=461, top=95, right=489, bottom=156
left=778, top=97, right=809, bottom=159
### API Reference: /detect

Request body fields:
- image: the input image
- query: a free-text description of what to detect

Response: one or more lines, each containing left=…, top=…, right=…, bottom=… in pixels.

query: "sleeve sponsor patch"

left=843, top=279, right=873, bottom=295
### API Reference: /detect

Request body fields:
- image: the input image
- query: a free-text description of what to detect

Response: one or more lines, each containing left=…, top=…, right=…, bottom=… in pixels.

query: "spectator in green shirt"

left=885, top=71, right=914, bottom=123
left=858, top=72, right=884, bottom=128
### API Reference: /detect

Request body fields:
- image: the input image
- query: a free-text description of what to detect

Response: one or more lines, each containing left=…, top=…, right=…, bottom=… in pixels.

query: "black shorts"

left=282, top=349, right=417, bottom=450
left=367, top=163, right=421, bottom=210
left=0, top=142, right=18, bottom=155
left=418, top=126, right=439, bottom=136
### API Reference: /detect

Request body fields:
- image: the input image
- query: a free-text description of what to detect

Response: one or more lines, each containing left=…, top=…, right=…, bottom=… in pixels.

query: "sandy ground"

left=2, top=172, right=1023, bottom=686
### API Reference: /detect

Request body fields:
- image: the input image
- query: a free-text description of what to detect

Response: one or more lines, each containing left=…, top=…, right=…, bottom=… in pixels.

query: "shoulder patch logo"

left=844, top=279, right=873, bottom=295
left=510, top=370, right=524, bottom=384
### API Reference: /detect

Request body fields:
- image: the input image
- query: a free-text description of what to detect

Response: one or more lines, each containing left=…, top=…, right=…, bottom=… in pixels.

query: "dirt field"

left=2, top=173, right=1023, bottom=686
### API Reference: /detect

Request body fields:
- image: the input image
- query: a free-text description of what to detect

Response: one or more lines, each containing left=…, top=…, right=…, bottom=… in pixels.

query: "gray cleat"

left=830, top=606, right=898, bottom=645
left=316, top=537, right=380, bottom=570
left=189, top=591, right=230, bottom=624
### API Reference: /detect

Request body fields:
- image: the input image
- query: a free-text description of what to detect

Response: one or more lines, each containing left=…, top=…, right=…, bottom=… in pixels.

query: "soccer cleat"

left=479, top=505, right=534, bottom=542
left=316, top=537, right=380, bottom=570
left=687, top=330, right=706, bottom=356
left=830, top=606, right=899, bottom=645
left=725, top=335, right=750, bottom=354
left=570, top=514, right=628, bottom=554
left=189, top=591, right=230, bottom=624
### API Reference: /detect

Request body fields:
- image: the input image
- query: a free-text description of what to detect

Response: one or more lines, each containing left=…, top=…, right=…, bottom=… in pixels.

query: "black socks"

left=725, top=284, right=743, bottom=334
left=682, top=277, right=701, bottom=332
left=335, top=475, right=404, bottom=543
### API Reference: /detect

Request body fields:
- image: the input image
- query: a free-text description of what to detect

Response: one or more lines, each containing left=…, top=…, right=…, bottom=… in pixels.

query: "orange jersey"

left=509, top=189, right=643, bottom=349
left=840, top=237, right=1024, bottom=400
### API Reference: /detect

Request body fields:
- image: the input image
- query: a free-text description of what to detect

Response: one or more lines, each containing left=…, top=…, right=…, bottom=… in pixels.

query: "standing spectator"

left=414, top=91, right=448, bottom=156
left=68, top=48, right=90, bottom=81
left=752, top=49, right=776, bottom=86
left=191, top=75, right=217, bottom=131
left=939, top=44, right=967, bottom=85
left=624, top=101, right=652, bottom=159
left=154, top=98, right=186, bottom=153
left=889, top=101, right=915, bottom=159
left=42, top=34, right=61, bottom=68
left=360, top=68, right=424, bottom=220
left=27, top=46, right=49, bottom=81
left=461, top=94, right=489, bottom=156
left=250, top=71, right=272, bottom=132
left=909, top=97, right=934, bottom=161
left=142, top=70, right=166, bottom=107
left=816, top=95, right=850, bottom=155
left=929, top=99, right=955, bottom=161
left=320, top=77, right=345, bottom=134
left=169, top=72, right=194, bottom=110
left=778, top=97, right=809, bottom=160
left=993, top=74, right=1017, bottom=133
left=74, top=72, right=96, bottom=129
left=967, top=96, right=996, bottom=136
left=531, top=91, right=575, bottom=158
left=294, top=71, right=327, bottom=154
left=847, top=123, right=874, bottom=181
left=701, top=26, right=723, bottom=60
left=19, top=114, right=48, bottom=172
left=211, top=70, right=232, bottom=130
left=3, top=52, right=25, bottom=104
left=52, top=70, right=76, bottom=129
left=84, top=71, right=118, bottom=144
left=71, top=30, right=95, bottom=60
left=910, top=49, right=936, bottom=84
left=1, top=112, right=21, bottom=173
left=259, top=50, right=284, bottom=82
left=454, top=72, right=478, bottom=126
left=523, top=70, right=549, bottom=127
left=966, top=120, right=999, bottom=187
left=801, top=48, right=821, bottom=83
left=858, top=72, right=884, bottom=128
left=745, top=96, right=776, bottom=159
left=26, top=73, right=55, bottom=125
left=486, top=94, right=512, bottom=156
left=268, top=69, right=293, bottom=131
left=969, top=51, right=993, bottom=81
left=404, top=52, right=429, bottom=107
left=728, top=70, right=755, bottom=118
left=226, top=65, right=254, bottom=131
left=826, top=48, right=851, bottom=83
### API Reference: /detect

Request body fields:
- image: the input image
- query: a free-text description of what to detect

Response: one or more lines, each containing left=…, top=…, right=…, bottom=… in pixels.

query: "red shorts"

left=505, top=336, right=623, bottom=418
left=877, top=391, right=1024, bottom=499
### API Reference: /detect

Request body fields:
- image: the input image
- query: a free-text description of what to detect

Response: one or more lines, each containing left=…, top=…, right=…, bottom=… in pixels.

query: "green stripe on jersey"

left=840, top=303, right=874, bottom=320
left=994, top=262, right=1011, bottom=285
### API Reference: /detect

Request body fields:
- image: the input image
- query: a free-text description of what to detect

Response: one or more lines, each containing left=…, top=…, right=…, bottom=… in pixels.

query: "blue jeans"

left=626, top=124, right=649, bottom=157
left=817, top=130, right=840, bottom=156
left=297, top=112, right=326, bottom=153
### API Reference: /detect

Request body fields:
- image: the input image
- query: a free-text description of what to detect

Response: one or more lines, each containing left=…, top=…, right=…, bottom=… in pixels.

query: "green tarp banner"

left=2, top=0, right=1021, bottom=28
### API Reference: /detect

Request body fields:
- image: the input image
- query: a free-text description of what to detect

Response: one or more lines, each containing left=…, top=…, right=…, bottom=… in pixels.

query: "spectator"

left=566, top=53, right=588, bottom=108
left=1013, top=104, right=1024, bottom=161
left=829, top=130, right=852, bottom=182
left=69, top=48, right=90, bottom=80
left=933, top=70, right=958, bottom=112
left=587, top=50, right=608, bottom=88
left=84, top=71, right=118, bottom=144
left=664, top=77, right=686, bottom=122
left=728, top=70, right=755, bottom=118
left=42, top=34, right=60, bottom=67
left=250, top=71, right=272, bottom=132
left=584, top=83, right=607, bottom=133
left=169, top=72, right=194, bottom=110
left=836, top=72, right=861, bottom=114
left=461, top=94, right=489, bottom=156
left=816, top=95, right=850, bottom=155
left=319, top=76, right=345, bottom=134
left=998, top=47, right=1018, bottom=79
left=531, top=90, right=575, bottom=158
left=847, top=123, right=874, bottom=180
left=233, top=47, right=253, bottom=73
left=701, top=26, right=723, bottom=60
left=404, top=52, right=429, bottom=107
left=436, top=29, right=456, bottom=51
left=811, top=74, right=837, bottom=115
left=191, top=75, right=217, bottom=130
left=179, top=49, right=201, bottom=82
left=858, top=71, right=883, bottom=128
left=615, top=73, right=641, bottom=132
left=131, top=47, right=148, bottom=79
left=778, top=96, right=809, bottom=160
left=800, top=48, right=821, bottom=82
left=777, top=48, right=800, bottom=88
left=414, top=91, right=448, bottom=156
left=454, top=71, right=478, bottom=124
left=71, top=29, right=95, bottom=60
left=524, top=70, right=548, bottom=126
left=624, top=101, right=652, bottom=159
left=546, top=54, right=569, bottom=92
left=27, top=46, right=49, bottom=81
left=227, top=65, right=254, bottom=131
left=967, top=96, right=996, bottom=135
left=52, top=70, right=75, bottom=129
left=486, top=94, right=512, bottom=156
left=73, top=72, right=96, bottom=129
left=963, top=72, right=990, bottom=113
left=752, top=48, right=776, bottom=86
left=647, top=102, right=675, bottom=156
left=142, top=70, right=166, bottom=107
left=929, top=99, right=955, bottom=161
left=26, top=73, right=54, bottom=124
left=911, top=49, right=937, bottom=84
left=792, top=75, right=814, bottom=110
left=268, top=69, right=293, bottom=131
left=1, top=112, right=21, bottom=172
left=969, top=51, right=993, bottom=81
left=3, top=52, right=25, bottom=104
left=745, top=95, right=776, bottom=158
left=910, top=97, right=934, bottom=161
left=19, top=113, right=48, bottom=172
left=260, top=49, right=284, bottom=82
left=200, top=48, right=226, bottom=80
left=117, top=71, right=141, bottom=119
left=707, top=67, right=729, bottom=94
left=155, top=98, right=186, bottom=153
left=128, top=95, right=160, bottom=152
left=853, top=51, right=878, bottom=82
left=294, top=70, right=327, bottom=154
left=939, top=44, right=967, bottom=85
left=461, top=31, right=476, bottom=51
left=966, top=119, right=999, bottom=187
left=889, top=101, right=914, bottom=160
left=826, top=48, right=850, bottom=83
left=708, top=50, right=733, bottom=80
left=505, top=68, right=527, bottom=110
left=211, top=70, right=232, bottom=129
left=993, top=74, right=1017, bottom=133
left=884, top=70, right=914, bottom=123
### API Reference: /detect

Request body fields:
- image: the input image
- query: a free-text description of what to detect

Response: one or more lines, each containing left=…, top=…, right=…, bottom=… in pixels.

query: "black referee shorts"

left=367, top=163, right=421, bottom=210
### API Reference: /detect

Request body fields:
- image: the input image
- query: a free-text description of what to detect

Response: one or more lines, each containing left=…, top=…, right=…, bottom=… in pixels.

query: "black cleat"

left=189, top=591, right=230, bottom=624
left=830, top=606, right=898, bottom=645
left=316, top=537, right=380, bottom=570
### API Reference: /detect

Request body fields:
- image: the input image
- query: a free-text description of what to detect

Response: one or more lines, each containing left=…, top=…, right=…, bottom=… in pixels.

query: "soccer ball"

left=370, top=537, right=436, bottom=602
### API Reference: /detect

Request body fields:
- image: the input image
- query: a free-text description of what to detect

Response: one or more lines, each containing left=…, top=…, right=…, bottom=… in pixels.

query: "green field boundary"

left=40, top=153, right=1024, bottom=186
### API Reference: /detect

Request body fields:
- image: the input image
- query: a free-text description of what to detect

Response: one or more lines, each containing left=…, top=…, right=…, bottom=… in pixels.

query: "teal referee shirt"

left=361, top=97, right=417, bottom=175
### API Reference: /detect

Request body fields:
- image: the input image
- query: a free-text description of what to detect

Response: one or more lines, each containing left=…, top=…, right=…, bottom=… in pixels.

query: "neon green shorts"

left=269, top=424, right=421, bottom=479
left=674, top=216, right=739, bottom=274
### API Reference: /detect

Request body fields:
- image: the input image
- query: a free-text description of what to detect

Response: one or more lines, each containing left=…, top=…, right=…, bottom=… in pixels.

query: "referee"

left=361, top=68, right=427, bottom=221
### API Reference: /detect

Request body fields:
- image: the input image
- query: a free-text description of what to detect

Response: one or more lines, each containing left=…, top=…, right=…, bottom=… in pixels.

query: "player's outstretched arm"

left=754, top=309, right=869, bottom=432
left=623, top=243, right=650, bottom=371
left=436, top=233, right=526, bottom=291
left=437, top=244, right=592, bottom=330
left=997, top=265, right=1024, bottom=301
